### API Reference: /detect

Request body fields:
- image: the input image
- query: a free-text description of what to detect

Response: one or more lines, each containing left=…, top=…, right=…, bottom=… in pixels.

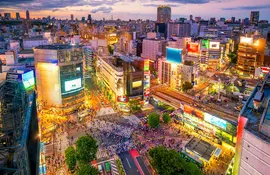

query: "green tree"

left=65, top=146, right=77, bottom=171
left=149, top=146, right=185, bottom=174
left=182, top=82, right=193, bottom=92
left=148, top=112, right=160, bottom=128
left=149, top=146, right=203, bottom=175
left=129, top=99, right=142, bottom=113
left=108, top=45, right=114, bottom=55
left=76, top=163, right=99, bottom=175
left=76, top=135, right=98, bottom=164
left=162, top=113, right=171, bottom=124
left=227, top=52, right=237, bottom=64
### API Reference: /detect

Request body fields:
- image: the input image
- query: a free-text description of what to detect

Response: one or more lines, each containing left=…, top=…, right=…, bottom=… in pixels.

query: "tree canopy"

left=162, top=113, right=171, bottom=124
left=182, top=82, right=193, bottom=92
left=65, top=146, right=77, bottom=171
left=149, top=146, right=203, bottom=175
left=129, top=99, right=142, bottom=113
left=148, top=112, right=160, bottom=128
left=76, top=163, right=99, bottom=175
left=76, top=135, right=98, bottom=164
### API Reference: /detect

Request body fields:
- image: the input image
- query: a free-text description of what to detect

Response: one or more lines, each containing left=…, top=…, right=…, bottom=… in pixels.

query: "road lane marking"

left=126, top=158, right=131, bottom=168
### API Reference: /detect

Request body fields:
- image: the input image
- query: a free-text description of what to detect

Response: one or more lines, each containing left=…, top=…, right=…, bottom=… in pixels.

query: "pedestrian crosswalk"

left=110, top=159, right=119, bottom=175
left=96, top=148, right=109, bottom=159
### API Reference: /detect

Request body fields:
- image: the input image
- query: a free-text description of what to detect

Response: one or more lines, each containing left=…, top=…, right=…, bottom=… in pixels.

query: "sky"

left=0, top=0, right=270, bottom=21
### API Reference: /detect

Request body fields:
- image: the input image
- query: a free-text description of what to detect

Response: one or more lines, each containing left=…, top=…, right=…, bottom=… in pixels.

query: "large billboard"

left=201, top=39, right=210, bottom=49
left=64, top=78, right=82, bottom=92
left=22, top=70, right=35, bottom=89
left=187, top=43, right=200, bottom=54
left=166, top=47, right=182, bottom=64
left=204, top=113, right=227, bottom=130
left=240, top=36, right=253, bottom=45
left=209, top=41, right=220, bottom=49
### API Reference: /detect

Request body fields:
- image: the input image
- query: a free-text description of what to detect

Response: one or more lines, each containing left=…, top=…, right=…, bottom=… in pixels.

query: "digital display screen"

left=144, top=60, right=149, bottom=71
left=132, top=81, right=142, bottom=88
left=209, top=41, right=220, bottom=49
left=187, top=43, right=200, bottom=54
left=240, top=36, right=253, bottom=45
left=22, top=70, right=35, bottom=89
left=64, top=78, right=82, bottom=92
left=204, top=113, right=227, bottom=130
left=166, top=47, right=182, bottom=64
left=201, top=39, right=209, bottom=49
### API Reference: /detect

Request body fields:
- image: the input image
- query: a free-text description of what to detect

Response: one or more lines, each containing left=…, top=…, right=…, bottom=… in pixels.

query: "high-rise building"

left=233, top=73, right=270, bottom=175
left=81, top=17, right=85, bottom=22
left=34, top=45, right=85, bottom=114
left=26, top=10, right=30, bottom=20
left=157, top=5, right=171, bottom=23
left=141, top=38, right=165, bottom=61
left=195, top=17, right=201, bottom=22
left=71, top=14, right=74, bottom=21
left=231, top=17, right=235, bottom=23
left=237, top=36, right=266, bottom=77
left=250, top=11, right=260, bottom=25
left=167, top=22, right=191, bottom=38
left=87, top=14, right=92, bottom=24
left=4, top=13, right=11, bottom=19
left=16, top=12, right=20, bottom=19
left=190, top=15, right=193, bottom=21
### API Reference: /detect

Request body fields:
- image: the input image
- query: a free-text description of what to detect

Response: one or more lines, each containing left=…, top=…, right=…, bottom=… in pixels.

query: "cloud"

left=91, top=7, right=113, bottom=13
left=164, top=0, right=223, bottom=4
left=52, top=9, right=59, bottom=12
left=143, top=4, right=179, bottom=7
left=0, top=0, right=121, bottom=10
left=222, top=4, right=270, bottom=10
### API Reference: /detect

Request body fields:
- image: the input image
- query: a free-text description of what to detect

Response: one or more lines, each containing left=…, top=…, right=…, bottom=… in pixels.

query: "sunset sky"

left=0, top=0, right=270, bottom=21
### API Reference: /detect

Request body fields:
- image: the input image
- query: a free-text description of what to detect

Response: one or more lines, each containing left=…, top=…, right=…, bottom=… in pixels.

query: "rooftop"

left=35, top=44, right=82, bottom=50
left=185, top=137, right=216, bottom=162
left=241, top=73, right=270, bottom=143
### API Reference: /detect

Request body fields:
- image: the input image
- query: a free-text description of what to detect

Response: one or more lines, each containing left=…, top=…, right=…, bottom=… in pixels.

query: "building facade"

left=157, top=5, right=171, bottom=23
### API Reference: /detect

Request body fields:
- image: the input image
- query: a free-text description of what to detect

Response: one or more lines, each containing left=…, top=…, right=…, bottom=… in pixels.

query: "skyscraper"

left=157, top=5, right=171, bottom=23
left=190, top=15, right=193, bottom=21
left=71, top=14, right=74, bottom=21
left=16, top=12, right=20, bottom=20
left=250, top=11, right=260, bottom=25
left=87, top=14, right=92, bottom=24
left=26, top=10, right=30, bottom=20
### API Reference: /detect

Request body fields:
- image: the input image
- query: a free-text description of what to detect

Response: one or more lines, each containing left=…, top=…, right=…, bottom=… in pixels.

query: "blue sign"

left=204, top=113, right=227, bottom=130
left=166, top=47, right=182, bottom=64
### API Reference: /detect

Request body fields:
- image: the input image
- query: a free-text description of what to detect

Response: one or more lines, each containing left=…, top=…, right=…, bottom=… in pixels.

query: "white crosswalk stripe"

left=110, top=160, right=119, bottom=175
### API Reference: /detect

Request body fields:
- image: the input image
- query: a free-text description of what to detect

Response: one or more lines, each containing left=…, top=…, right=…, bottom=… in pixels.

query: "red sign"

left=184, top=104, right=203, bottom=119
left=187, top=43, right=200, bottom=54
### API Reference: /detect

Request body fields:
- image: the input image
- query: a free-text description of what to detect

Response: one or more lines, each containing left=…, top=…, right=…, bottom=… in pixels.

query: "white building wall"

left=239, top=130, right=270, bottom=175
left=23, top=39, right=49, bottom=49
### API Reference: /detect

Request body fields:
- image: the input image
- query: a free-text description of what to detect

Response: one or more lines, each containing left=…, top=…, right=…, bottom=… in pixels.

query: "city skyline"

left=1, top=0, right=270, bottom=20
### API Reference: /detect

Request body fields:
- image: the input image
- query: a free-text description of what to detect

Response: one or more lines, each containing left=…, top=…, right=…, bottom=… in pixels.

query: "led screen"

left=144, top=60, right=149, bottom=71
left=132, top=81, right=142, bottom=88
left=204, top=113, right=227, bottom=130
left=209, top=41, right=220, bottom=49
left=22, top=70, right=35, bottom=89
left=201, top=39, right=210, bottom=49
left=187, top=43, right=200, bottom=54
left=166, top=47, right=182, bottom=64
left=64, top=78, right=82, bottom=92
left=240, top=36, right=253, bottom=45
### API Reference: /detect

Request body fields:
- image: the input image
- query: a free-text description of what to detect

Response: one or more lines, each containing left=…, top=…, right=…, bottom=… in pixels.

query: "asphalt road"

left=118, top=152, right=140, bottom=175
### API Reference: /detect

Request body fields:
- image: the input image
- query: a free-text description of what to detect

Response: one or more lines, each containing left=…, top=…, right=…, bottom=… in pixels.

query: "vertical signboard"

left=144, top=59, right=150, bottom=105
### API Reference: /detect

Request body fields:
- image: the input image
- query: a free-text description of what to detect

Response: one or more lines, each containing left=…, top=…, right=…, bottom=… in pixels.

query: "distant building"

left=82, top=17, right=85, bottom=22
left=71, top=14, right=74, bottom=21
left=16, top=12, right=20, bottom=19
left=233, top=73, right=270, bottom=175
left=23, top=37, right=49, bottom=50
left=141, top=38, right=165, bottom=61
left=195, top=17, right=201, bottom=23
left=87, top=14, right=92, bottom=24
left=4, top=13, right=11, bottom=19
left=26, top=10, right=30, bottom=20
left=231, top=17, right=236, bottom=23
left=237, top=36, right=266, bottom=77
left=167, top=22, right=191, bottom=38
left=157, top=5, right=171, bottom=23
left=250, top=11, right=260, bottom=25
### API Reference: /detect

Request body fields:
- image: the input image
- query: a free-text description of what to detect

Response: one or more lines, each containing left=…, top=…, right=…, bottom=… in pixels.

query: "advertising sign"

left=187, top=43, right=200, bottom=54
left=65, top=78, right=82, bottom=92
left=166, top=47, right=182, bottom=64
left=240, top=36, right=253, bottom=45
left=117, top=96, right=128, bottom=102
left=144, top=70, right=150, bottom=104
left=22, top=70, right=35, bottom=89
left=201, top=39, right=210, bottom=49
left=144, top=59, right=149, bottom=71
left=204, top=113, right=227, bottom=130
left=184, top=104, right=203, bottom=119
left=209, top=41, right=220, bottom=49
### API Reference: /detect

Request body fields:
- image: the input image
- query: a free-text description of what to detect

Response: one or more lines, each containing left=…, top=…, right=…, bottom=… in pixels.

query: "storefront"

left=175, top=104, right=237, bottom=147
